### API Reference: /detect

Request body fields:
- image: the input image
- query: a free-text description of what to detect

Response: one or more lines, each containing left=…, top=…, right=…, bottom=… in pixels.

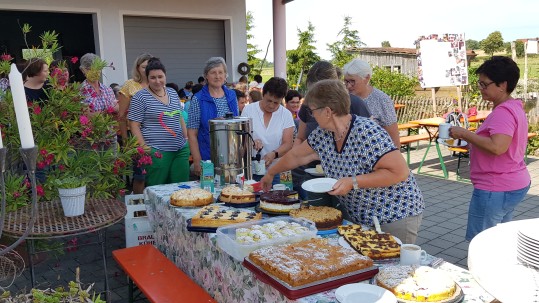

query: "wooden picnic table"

left=467, top=112, right=490, bottom=123
left=408, top=117, right=448, bottom=179
left=394, top=103, right=405, bottom=109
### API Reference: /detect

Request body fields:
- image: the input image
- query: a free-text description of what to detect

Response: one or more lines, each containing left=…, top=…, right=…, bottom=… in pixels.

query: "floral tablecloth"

left=144, top=182, right=495, bottom=303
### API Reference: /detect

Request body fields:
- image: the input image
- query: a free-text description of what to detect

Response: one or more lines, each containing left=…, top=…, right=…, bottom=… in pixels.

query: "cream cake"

left=248, top=238, right=374, bottom=287
left=259, top=190, right=300, bottom=213
left=376, top=265, right=457, bottom=302
left=235, top=220, right=310, bottom=244
left=219, top=185, right=256, bottom=203
left=170, top=188, right=213, bottom=207
left=191, top=205, right=262, bottom=227
left=289, top=206, right=343, bottom=230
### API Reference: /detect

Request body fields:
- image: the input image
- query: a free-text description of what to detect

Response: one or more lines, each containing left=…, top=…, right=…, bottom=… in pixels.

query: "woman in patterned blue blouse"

left=261, top=79, right=425, bottom=244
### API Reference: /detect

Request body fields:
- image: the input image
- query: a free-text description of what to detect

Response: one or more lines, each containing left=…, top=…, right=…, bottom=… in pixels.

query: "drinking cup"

left=253, top=160, right=266, bottom=175
left=438, top=123, right=451, bottom=139
left=400, top=244, right=428, bottom=265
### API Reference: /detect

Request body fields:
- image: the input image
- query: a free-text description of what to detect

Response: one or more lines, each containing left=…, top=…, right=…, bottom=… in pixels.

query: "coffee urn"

left=209, top=115, right=253, bottom=184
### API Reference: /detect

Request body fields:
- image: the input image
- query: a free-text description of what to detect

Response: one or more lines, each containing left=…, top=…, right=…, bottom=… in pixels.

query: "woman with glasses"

left=343, top=59, right=400, bottom=147
left=449, top=56, right=530, bottom=241
left=284, top=89, right=302, bottom=127
left=241, top=77, right=294, bottom=184
left=261, top=80, right=424, bottom=244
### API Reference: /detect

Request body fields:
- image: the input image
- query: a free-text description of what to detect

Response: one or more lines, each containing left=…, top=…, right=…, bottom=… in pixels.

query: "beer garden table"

left=145, top=181, right=495, bottom=303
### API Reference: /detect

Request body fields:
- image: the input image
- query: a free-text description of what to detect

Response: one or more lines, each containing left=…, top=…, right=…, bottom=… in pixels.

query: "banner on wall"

left=416, top=33, right=468, bottom=88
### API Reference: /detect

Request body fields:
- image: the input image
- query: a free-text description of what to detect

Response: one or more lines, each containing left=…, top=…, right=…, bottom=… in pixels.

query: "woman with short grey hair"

left=187, top=57, right=238, bottom=176
left=79, top=53, right=117, bottom=113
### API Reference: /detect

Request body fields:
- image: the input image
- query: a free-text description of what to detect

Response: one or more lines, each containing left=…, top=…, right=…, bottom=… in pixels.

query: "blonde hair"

left=132, top=53, right=152, bottom=82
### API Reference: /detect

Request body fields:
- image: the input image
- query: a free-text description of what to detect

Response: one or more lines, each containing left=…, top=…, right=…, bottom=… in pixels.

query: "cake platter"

left=186, top=218, right=218, bottom=233
left=372, top=275, right=464, bottom=303
left=338, top=236, right=404, bottom=265
left=305, top=168, right=325, bottom=177
left=254, top=204, right=293, bottom=216
left=221, top=197, right=260, bottom=208
left=317, top=220, right=350, bottom=235
left=437, top=138, right=468, bottom=148
left=243, top=256, right=379, bottom=300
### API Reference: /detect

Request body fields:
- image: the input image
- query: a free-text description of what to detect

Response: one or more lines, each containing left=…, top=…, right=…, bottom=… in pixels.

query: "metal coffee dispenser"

left=209, top=115, right=253, bottom=184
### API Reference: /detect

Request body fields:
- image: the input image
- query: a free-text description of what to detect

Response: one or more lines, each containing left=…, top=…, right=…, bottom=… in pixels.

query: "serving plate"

left=437, top=138, right=468, bottom=148
left=302, top=178, right=338, bottom=193
left=372, top=275, right=465, bottom=303
left=338, top=236, right=404, bottom=265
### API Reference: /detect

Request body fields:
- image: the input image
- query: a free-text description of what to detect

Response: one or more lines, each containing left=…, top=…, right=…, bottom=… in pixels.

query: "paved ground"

left=2, top=142, right=539, bottom=302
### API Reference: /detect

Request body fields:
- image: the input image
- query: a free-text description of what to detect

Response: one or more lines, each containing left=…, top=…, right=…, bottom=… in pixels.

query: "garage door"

left=123, top=16, right=225, bottom=87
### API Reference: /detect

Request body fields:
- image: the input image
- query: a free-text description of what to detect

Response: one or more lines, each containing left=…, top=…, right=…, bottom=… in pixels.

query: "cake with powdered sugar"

left=248, top=238, right=373, bottom=287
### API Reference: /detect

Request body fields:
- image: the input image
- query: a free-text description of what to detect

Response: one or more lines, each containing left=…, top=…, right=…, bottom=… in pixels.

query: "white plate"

left=305, top=168, right=325, bottom=177
left=335, top=283, right=397, bottom=303
left=437, top=138, right=468, bottom=147
left=301, top=178, right=338, bottom=193
left=519, top=223, right=539, bottom=242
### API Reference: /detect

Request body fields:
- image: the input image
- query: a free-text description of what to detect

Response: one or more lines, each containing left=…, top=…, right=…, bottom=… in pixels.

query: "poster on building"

left=416, top=33, right=468, bottom=88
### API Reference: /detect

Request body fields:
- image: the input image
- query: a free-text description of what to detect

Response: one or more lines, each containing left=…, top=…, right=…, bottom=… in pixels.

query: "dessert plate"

left=335, top=283, right=397, bottom=303
left=437, top=138, right=468, bottom=148
left=302, top=178, right=338, bottom=193
left=305, top=168, right=325, bottom=177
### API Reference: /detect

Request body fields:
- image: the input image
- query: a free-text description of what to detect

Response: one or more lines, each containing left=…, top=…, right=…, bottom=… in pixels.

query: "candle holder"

left=0, top=146, right=39, bottom=256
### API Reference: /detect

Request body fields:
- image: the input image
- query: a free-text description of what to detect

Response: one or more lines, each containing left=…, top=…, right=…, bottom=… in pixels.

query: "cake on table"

left=235, top=220, right=311, bottom=244
left=219, top=185, right=257, bottom=203
left=248, top=238, right=374, bottom=287
left=259, top=190, right=300, bottom=213
left=170, top=188, right=213, bottom=207
left=289, top=206, right=342, bottom=230
left=338, top=224, right=401, bottom=260
left=315, top=164, right=324, bottom=174
left=376, top=265, right=457, bottom=302
left=191, top=205, right=262, bottom=227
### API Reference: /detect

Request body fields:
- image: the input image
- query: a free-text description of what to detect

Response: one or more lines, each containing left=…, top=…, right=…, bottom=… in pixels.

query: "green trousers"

left=146, top=145, right=190, bottom=186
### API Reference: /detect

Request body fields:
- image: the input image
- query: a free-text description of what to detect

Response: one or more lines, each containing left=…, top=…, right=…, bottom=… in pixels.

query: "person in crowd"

left=293, top=61, right=370, bottom=200
left=249, top=80, right=263, bottom=92
left=23, top=58, right=49, bottom=103
left=254, top=74, right=263, bottom=85
left=128, top=57, right=189, bottom=185
left=449, top=56, right=530, bottom=241
left=285, top=89, right=302, bottom=124
left=261, top=80, right=424, bottom=243
left=166, top=82, right=180, bottom=95
left=343, top=59, right=399, bottom=147
left=184, top=83, right=204, bottom=113
left=179, top=81, right=194, bottom=100
left=238, top=75, right=248, bottom=85
left=249, top=90, right=262, bottom=103
left=233, top=88, right=248, bottom=114
left=242, top=77, right=294, bottom=184
left=79, top=53, right=117, bottom=113
left=197, top=76, right=205, bottom=85
left=187, top=57, right=238, bottom=176
left=110, top=83, right=120, bottom=98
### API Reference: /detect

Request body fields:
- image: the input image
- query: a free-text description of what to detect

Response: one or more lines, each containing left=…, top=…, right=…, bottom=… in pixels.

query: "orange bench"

left=113, top=244, right=217, bottom=303
left=400, top=133, right=431, bottom=165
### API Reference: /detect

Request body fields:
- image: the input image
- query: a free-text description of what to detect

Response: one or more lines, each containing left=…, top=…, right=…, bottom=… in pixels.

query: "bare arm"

left=188, top=128, right=202, bottom=176
left=118, top=93, right=130, bottom=144
left=180, top=115, right=188, bottom=140
left=294, top=120, right=308, bottom=147
left=329, top=150, right=409, bottom=196
left=383, top=122, right=400, bottom=148
left=450, top=126, right=512, bottom=155
left=263, top=127, right=295, bottom=166
left=261, top=141, right=319, bottom=191
left=129, top=120, right=148, bottom=152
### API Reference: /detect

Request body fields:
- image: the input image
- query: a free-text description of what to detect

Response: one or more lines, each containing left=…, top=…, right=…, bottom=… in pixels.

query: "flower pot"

left=58, top=185, right=86, bottom=216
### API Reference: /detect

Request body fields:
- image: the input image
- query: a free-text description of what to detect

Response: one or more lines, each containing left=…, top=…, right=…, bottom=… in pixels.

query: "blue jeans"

left=466, top=183, right=530, bottom=241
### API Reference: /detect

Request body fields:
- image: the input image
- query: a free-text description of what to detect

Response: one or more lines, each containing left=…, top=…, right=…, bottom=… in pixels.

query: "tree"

left=286, top=22, right=320, bottom=89
left=466, top=39, right=480, bottom=50
left=246, top=11, right=262, bottom=76
left=327, top=16, right=365, bottom=68
left=369, top=66, right=418, bottom=97
left=480, top=31, right=505, bottom=56
left=381, top=41, right=391, bottom=47
left=505, top=40, right=525, bottom=58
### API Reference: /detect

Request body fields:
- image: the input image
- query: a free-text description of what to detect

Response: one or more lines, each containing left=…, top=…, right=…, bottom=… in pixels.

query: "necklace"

left=149, top=86, right=166, bottom=98
left=334, top=118, right=351, bottom=142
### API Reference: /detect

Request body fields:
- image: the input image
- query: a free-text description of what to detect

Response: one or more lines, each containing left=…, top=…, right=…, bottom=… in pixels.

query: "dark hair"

left=262, top=77, right=288, bottom=99
left=285, top=90, right=302, bottom=103
left=23, top=58, right=47, bottom=78
left=305, top=79, right=350, bottom=116
left=197, top=76, right=205, bottom=84
left=192, top=83, right=204, bottom=94
left=145, top=57, right=166, bottom=78
left=239, top=75, right=248, bottom=83
left=306, top=61, right=337, bottom=87
left=476, top=56, right=520, bottom=93
left=184, top=81, right=193, bottom=89
left=254, top=74, right=263, bottom=83
left=233, top=88, right=246, bottom=99
left=166, top=82, right=179, bottom=93
left=249, top=90, right=262, bottom=102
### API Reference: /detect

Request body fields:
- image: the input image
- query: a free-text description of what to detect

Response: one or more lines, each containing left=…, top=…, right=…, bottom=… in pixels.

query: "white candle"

left=0, top=127, right=3, bottom=148
left=9, top=63, right=35, bottom=148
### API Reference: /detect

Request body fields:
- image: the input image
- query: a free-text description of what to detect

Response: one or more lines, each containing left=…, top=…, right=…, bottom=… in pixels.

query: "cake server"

left=372, top=216, right=384, bottom=234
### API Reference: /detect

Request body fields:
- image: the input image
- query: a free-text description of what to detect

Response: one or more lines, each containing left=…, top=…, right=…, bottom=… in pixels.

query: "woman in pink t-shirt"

left=450, top=56, right=530, bottom=241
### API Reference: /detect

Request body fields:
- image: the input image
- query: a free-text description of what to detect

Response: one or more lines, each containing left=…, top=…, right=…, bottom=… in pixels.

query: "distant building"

left=347, top=47, right=477, bottom=77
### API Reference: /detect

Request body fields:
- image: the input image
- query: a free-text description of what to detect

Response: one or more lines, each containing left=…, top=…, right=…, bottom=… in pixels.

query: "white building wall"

left=0, top=0, right=247, bottom=85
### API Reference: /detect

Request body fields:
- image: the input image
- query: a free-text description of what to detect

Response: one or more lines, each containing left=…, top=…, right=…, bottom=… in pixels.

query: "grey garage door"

left=123, top=16, right=225, bottom=87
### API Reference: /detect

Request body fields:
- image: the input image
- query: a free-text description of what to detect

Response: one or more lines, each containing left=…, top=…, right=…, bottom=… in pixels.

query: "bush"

left=370, top=66, right=418, bottom=97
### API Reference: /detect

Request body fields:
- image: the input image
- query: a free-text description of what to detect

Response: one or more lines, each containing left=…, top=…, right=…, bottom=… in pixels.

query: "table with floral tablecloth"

left=144, top=182, right=495, bottom=303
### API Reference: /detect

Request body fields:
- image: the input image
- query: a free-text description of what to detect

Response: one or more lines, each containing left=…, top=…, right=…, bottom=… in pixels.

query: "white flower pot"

left=58, top=185, right=86, bottom=217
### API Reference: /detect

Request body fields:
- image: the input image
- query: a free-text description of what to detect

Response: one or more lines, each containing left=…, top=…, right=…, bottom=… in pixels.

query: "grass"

left=260, top=67, right=274, bottom=82
left=470, top=53, right=539, bottom=79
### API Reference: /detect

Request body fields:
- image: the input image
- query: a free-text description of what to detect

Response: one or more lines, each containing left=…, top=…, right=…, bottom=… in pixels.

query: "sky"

left=246, top=0, right=539, bottom=62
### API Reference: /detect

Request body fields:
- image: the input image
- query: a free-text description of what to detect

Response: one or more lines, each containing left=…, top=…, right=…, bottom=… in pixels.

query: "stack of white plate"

left=517, top=223, right=539, bottom=268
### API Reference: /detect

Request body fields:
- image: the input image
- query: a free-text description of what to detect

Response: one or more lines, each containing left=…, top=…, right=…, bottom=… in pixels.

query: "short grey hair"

left=79, top=53, right=99, bottom=71
left=203, top=57, right=228, bottom=78
left=343, top=59, right=372, bottom=79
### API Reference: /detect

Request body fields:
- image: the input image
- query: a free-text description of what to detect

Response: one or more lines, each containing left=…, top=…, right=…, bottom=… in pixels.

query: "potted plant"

left=52, top=176, right=90, bottom=217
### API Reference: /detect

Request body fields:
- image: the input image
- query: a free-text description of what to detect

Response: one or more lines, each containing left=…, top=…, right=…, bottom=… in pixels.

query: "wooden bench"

left=400, top=133, right=431, bottom=165
left=113, top=244, right=217, bottom=303
left=448, top=146, right=470, bottom=181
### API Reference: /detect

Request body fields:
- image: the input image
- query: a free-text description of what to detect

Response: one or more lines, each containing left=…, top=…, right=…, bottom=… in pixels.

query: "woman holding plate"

left=260, top=79, right=424, bottom=244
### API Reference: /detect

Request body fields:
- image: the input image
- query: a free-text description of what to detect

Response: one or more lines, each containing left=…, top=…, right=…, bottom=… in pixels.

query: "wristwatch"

left=352, top=176, right=359, bottom=190
left=273, top=150, right=279, bottom=158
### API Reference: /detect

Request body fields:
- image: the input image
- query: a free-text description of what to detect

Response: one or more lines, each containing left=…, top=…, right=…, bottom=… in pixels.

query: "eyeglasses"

left=344, top=79, right=356, bottom=86
left=306, top=106, right=326, bottom=116
left=477, top=80, right=495, bottom=90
